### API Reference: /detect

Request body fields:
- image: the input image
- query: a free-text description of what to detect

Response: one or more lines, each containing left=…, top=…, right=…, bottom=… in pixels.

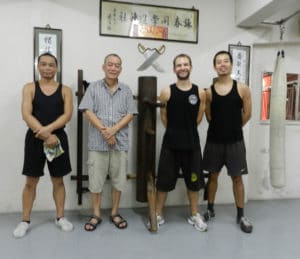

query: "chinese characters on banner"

left=230, top=48, right=249, bottom=85
left=101, top=1, right=198, bottom=43
left=39, top=33, right=57, bottom=56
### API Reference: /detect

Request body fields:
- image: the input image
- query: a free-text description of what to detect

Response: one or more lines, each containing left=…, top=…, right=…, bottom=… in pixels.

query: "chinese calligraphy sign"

left=228, top=44, right=251, bottom=85
left=100, top=0, right=199, bottom=43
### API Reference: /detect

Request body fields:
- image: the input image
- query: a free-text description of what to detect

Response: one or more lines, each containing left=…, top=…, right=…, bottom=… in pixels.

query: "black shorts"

left=156, top=148, right=205, bottom=192
left=22, top=130, right=72, bottom=177
left=202, top=140, right=248, bottom=176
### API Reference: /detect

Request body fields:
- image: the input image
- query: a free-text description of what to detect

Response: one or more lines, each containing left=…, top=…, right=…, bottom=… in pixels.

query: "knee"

left=24, top=183, right=37, bottom=191
left=51, top=177, right=64, bottom=188
left=209, top=173, right=219, bottom=183
left=232, top=176, right=243, bottom=185
left=24, top=178, right=39, bottom=190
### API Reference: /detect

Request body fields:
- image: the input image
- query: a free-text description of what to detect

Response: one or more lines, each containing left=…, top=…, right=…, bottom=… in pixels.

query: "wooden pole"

left=137, top=76, right=158, bottom=232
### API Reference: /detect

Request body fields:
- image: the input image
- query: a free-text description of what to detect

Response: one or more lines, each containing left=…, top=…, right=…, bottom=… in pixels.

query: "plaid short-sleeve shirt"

left=79, top=79, right=137, bottom=151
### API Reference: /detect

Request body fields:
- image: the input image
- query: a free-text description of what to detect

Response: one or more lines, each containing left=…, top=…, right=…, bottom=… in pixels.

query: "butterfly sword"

left=137, top=43, right=165, bottom=72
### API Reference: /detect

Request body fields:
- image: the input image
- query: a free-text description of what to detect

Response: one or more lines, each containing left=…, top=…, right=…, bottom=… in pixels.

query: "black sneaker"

left=203, top=210, right=215, bottom=222
left=238, top=216, right=253, bottom=233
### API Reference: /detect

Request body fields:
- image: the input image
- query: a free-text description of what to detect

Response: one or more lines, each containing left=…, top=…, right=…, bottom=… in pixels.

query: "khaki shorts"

left=87, top=150, right=128, bottom=193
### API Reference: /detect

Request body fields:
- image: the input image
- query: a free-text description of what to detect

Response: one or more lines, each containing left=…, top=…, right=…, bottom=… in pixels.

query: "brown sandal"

left=110, top=214, right=127, bottom=229
left=84, top=215, right=102, bottom=231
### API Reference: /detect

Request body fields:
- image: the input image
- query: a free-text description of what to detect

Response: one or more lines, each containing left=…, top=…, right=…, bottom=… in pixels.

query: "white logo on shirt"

left=188, top=94, right=198, bottom=105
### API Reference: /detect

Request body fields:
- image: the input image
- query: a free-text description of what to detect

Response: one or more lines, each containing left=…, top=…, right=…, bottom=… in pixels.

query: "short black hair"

left=173, top=53, right=192, bottom=68
left=213, top=50, right=233, bottom=66
left=38, top=52, right=58, bottom=66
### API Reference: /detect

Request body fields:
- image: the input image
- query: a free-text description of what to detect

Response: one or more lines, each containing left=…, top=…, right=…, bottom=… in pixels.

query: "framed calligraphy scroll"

left=33, top=26, right=62, bottom=82
left=100, top=0, right=199, bottom=43
left=228, top=44, right=251, bottom=85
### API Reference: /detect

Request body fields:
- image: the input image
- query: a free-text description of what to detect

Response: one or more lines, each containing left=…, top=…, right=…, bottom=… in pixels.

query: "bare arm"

left=238, top=83, right=252, bottom=126
left=83, top=109, right=106, bottom=132
left=204, top=88, right=212, bottom=122
left=196, top=88, right=206, bottom=124
left=159, top=86, right=170, bottom=128
left=21, top=83, right=44, bottom=135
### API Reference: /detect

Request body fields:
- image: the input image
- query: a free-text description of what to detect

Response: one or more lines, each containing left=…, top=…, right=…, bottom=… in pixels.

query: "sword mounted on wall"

left=137, top=43, right=165, bottom=72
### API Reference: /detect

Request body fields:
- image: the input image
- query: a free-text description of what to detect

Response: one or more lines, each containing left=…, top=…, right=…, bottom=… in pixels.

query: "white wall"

left=0, top=0, right=299, bottom=213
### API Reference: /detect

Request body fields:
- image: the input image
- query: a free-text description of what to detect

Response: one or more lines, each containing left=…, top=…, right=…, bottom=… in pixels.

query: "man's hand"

left=107, top=136, right=117, bottom=147
left=34, top=126, right=52, bottom=140
left=44, top=134, right=58, bottom=148
left=99, top=126, right=117, bottom=146
left=101, top=126, right=118, bottom=141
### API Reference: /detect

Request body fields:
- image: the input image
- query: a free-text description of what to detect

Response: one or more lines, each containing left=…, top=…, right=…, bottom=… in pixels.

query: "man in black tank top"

left=13, top=53, right=73, bottom=238
left=154, top=54, right=208, bottom=232
left=202, top=51, right=253, bottom=233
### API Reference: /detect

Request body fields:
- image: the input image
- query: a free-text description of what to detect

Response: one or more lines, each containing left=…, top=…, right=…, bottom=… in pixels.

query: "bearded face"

left=174, top=57, right=192, bottom=81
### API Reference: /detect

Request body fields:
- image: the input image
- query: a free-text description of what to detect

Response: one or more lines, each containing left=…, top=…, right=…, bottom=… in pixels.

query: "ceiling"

left=264, top=3, right=300, bottom=24
left=237, top=0, right=300, bottom=27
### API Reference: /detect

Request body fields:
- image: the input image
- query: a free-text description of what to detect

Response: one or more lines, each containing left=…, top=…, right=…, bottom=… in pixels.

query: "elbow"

left=65, top=113, right=72, bottom=123
left=247, top=111, right=252, bottom=121
left=22, top=113, right=29, bottom=124
left=68, top=112, right=73, bottom=122
left=242, top=113, right=251, bottom=126
left=66, top=108, right=74, bottom=122
left=66, top=117, right=72, bottom=124
left=128, top=114, right=134, bottom=121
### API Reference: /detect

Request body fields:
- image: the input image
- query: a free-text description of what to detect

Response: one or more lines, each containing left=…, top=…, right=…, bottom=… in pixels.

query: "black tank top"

left=32, top=81, right=65, bottom=132
left=162, top=83, right=200, bottom=150
left=207, top=80, right=243, bottom=143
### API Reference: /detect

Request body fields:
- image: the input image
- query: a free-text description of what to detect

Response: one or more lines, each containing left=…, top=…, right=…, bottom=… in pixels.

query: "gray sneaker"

left=238, top=216, right=253, bottom=233
left=187, top=213, right=208, bottom=232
